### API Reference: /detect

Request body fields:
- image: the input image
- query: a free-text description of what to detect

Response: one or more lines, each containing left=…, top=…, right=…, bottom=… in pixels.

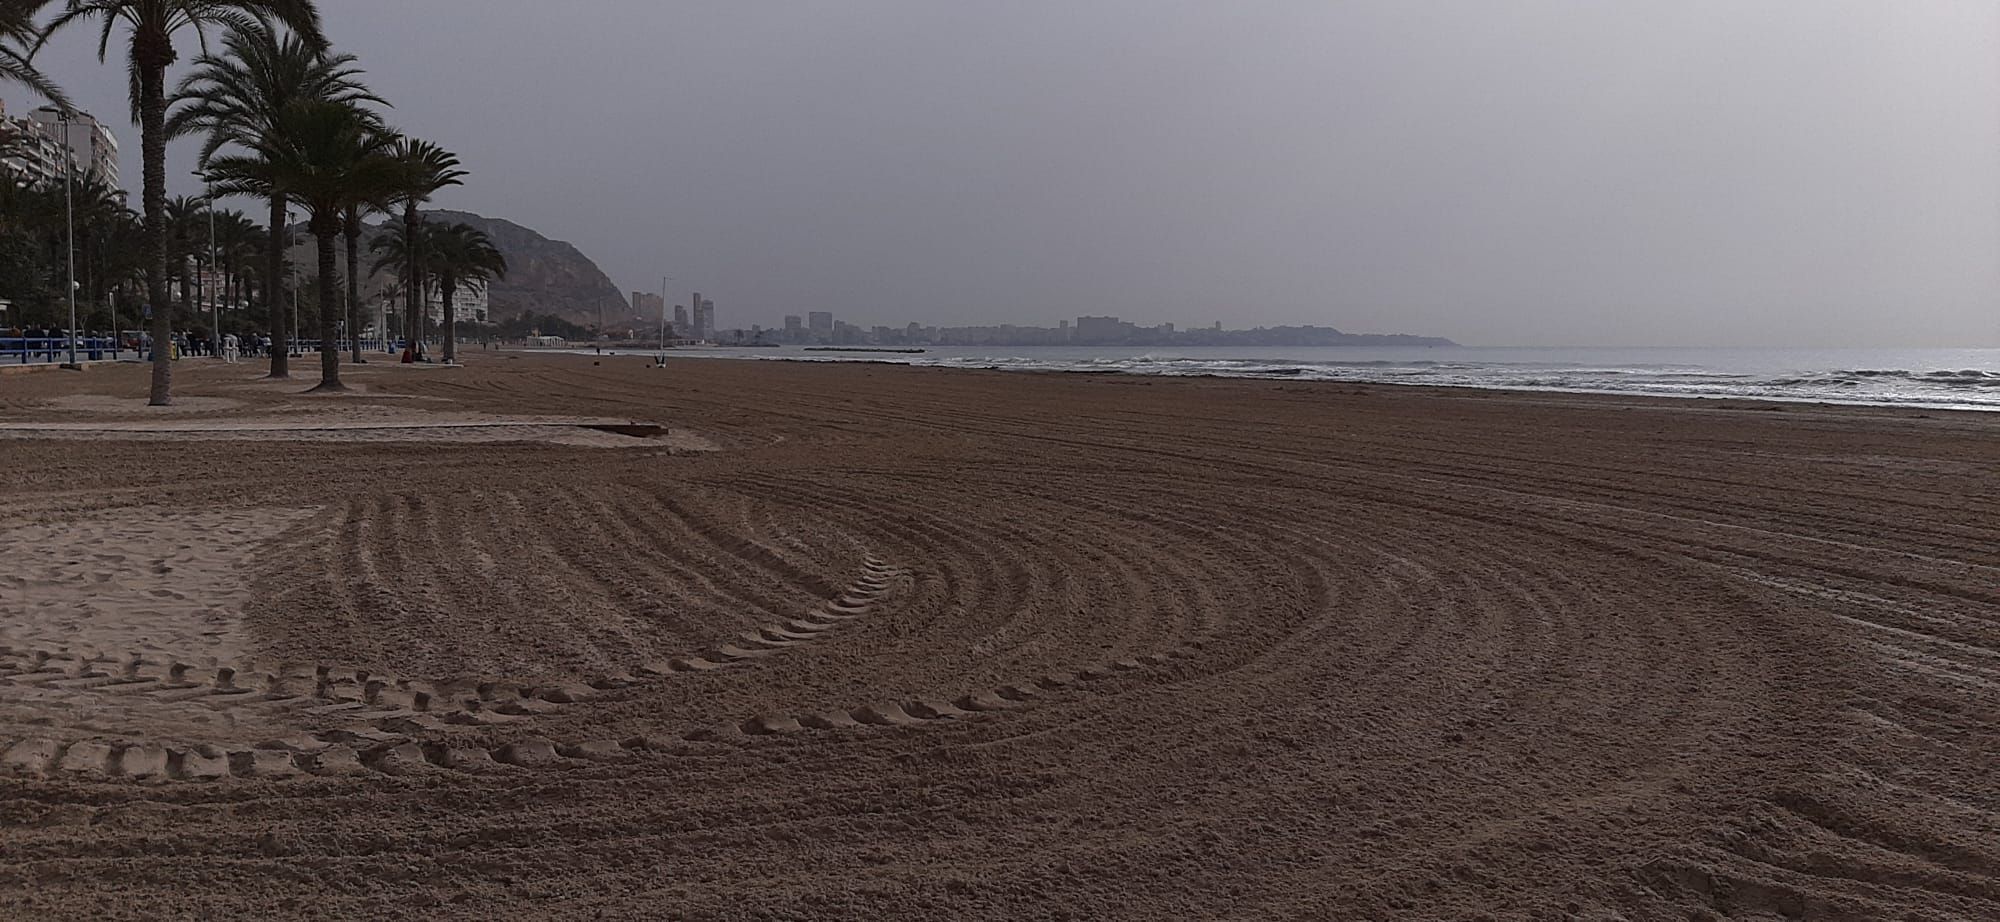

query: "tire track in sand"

left=0, top=560, right=905, bottom=783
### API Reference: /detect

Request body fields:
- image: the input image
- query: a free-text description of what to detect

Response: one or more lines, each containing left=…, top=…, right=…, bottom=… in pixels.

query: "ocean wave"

left=1839, top=368, right=1996, bottom=380
left=725, top=349, right=2000, bottom=411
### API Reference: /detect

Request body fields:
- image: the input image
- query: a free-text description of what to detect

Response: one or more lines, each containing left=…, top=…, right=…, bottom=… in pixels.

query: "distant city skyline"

left=690, top=309, right=1449, bottom=350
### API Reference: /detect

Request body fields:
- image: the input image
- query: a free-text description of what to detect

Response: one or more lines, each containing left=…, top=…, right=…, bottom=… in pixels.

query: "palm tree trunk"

left=312, top=228, right=342, bottom=391
left=266, top=194, right=289, bottom=377
left=441, top=276, right=456, bottom=363
left=138, top=55, right=174, bottom=404
left=179, top=255, right=194, bottom=348
left=345, top=212, right=364, bottom=363
left=402, top=201, right=419, bottom=361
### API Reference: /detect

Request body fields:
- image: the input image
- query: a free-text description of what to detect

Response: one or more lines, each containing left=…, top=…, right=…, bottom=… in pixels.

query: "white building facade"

left=426, top=282, right=490, bottom=326
left=0, top=99, right=119, bottom=188
left=28, top=106, right=118, bottom=188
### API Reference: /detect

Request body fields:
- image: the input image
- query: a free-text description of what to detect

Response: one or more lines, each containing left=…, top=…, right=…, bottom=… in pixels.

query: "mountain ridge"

left=421, top=210, right=625, bottom=322
left=286, top=210, right=625, bottom=325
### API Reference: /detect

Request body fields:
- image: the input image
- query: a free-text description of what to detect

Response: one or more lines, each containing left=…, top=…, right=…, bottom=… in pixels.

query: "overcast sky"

left=16, top=1, right=2000, bottom=347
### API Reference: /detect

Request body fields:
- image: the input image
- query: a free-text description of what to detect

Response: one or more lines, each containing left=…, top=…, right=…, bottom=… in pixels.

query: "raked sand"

left=0, top=354, right=1995, bottom=919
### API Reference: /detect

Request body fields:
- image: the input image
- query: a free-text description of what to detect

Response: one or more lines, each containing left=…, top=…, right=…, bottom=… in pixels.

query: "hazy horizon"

left=15, top=1, right=2000, bottom=348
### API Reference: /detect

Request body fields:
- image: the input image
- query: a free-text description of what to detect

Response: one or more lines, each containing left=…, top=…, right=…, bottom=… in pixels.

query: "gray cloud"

left=18, top=0, right=1999, bottom=346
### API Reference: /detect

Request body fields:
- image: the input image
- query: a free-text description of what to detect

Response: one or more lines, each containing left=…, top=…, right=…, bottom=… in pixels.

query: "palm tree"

left=386, top=137, right=462, bottom=361
left=66, top=170, right=126, bottom=302
left=338, top=130, right=396, bottom=363
left=165, top=193, right=205, bottom=329
left=206, top=98, right=395, bottom=391
left=1, top=3, right=67, bottom=108
left=31, top=0, right=323, bottom=403
left=339, top=199, right=371, bottom=359
left=92, top=198, right=145, bottom=335
left=365, top=218, right=422, bottom=276
left=1, top=178, right=62, bottom=323
left=424, top=222, right=505, bottom=364
left=373, top=277, right=406, bottom=349
left=367, top=215, right=427, bottom=341
left=167, top=16, right=369, bottom=379
left=212, top=207, right=258, bottom=319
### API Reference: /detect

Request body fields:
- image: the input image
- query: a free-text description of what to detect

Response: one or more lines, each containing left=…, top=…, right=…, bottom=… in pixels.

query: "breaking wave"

left=630, top=345, right=2000, bottom=412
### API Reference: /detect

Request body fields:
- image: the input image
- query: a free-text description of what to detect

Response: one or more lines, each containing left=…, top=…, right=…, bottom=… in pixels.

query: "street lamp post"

left=286, top=210, right=300, bottom=355
left=197, top=170, right=217, bottom=358
left=58, top=111, right=79, bottom=368
left=657, top=275, right=674, bottom=365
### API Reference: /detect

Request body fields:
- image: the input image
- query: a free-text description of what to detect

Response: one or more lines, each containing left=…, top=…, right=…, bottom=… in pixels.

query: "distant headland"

left=714, top=313, right=1457, bottom=349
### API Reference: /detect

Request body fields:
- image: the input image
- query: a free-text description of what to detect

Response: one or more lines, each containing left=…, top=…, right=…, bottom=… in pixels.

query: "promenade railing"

left=2, top=336, right=118, bottom=364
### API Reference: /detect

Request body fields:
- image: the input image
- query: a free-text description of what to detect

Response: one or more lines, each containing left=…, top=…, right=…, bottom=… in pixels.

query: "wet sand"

left=0, top=354, right=1996, bottom=919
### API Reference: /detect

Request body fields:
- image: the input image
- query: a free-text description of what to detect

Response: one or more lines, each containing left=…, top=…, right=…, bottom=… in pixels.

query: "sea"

left=601, top=345, right=2000, bottom=412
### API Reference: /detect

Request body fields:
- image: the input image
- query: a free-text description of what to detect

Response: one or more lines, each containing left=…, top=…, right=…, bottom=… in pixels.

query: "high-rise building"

left=693, top=298, right=716, bottom=341
left=807, top=311, right=833, bottom=341
left=425, top=281, right=490, bottom=325
left=1, top=100, right=119, bottom=189
left=784, top=315, right=803, bottom=342
left=1074, top=315, right=1129, bottom=344
left=629, top=291, right=664, bottom=320
left=0, top=125, right=63, bottom=186
left=28, top=105, right=118, bottom=187
left=672, top=304, right=689, bottom=336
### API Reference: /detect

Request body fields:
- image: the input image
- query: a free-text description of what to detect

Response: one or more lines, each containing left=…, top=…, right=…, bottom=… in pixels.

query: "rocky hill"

left=292, top=210, right=625, bottom=325
left=422, top=211, right=625, bottom=322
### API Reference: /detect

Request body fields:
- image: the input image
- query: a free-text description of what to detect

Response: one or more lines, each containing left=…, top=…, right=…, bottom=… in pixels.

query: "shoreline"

left=537, top=345, right=2000, bottom=415
left=540, top=349, right=2000, bottom=422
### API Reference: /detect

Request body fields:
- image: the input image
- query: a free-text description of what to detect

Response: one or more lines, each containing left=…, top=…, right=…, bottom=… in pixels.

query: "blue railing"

left=2, top=337, right=431, bottom=363
left=2, top=336, right=119, bottom=363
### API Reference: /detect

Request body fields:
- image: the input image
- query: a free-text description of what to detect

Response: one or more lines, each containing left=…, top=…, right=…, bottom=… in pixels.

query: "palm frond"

left=167, top=19, right=380, bottom=166
left=0, top=3, right=71, bottom=108
left=390, top=135, right=467, bottom=206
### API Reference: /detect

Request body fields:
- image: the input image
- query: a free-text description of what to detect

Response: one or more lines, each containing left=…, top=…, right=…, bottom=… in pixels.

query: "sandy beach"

left=0, top=354, right=1995, bottom=919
